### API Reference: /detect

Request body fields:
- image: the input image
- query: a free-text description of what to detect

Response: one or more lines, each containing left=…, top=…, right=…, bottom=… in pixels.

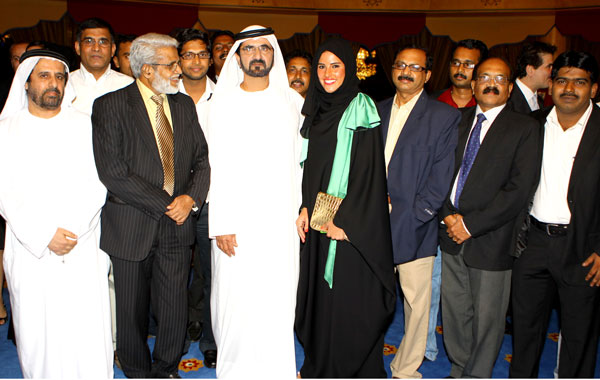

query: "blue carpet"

left=0, top=288, right=598, bottom=378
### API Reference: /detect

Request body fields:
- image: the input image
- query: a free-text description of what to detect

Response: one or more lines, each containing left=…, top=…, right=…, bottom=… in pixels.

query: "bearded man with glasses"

left=92, top=33, right=210, bottom=378
left=438, top=57, right=540, bottom=378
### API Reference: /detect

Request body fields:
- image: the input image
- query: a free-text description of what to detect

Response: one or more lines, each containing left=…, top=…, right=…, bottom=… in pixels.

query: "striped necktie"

left=151, top=95, right=175, bottom=196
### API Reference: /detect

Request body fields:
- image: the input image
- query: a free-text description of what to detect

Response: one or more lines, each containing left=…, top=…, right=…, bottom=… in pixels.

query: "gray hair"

left=129, top=33, right=178, bottom=78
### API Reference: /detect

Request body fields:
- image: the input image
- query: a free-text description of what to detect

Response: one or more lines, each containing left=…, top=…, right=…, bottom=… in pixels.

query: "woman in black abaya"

left=295, top=38, right=396, bottom=378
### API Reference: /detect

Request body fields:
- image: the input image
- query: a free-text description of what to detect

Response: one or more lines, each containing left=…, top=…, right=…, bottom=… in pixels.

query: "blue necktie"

left=454, top=113, right=486, bottom=208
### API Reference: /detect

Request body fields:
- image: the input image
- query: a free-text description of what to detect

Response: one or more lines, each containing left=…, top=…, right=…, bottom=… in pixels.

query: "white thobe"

left=0, top=107, right=112, bottom=379
left=70, top=65, right=133, bottom=115
left=208, top=84, right=304, bottom=378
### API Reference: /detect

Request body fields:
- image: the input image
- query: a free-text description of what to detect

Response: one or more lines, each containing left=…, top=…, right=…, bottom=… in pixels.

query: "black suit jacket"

left=92, top=82, right=210, bottom=261
left=439, top=105, right=540, bottom=270
left=507, top=83, right=543, bottom=115
left=516, top=104, right=600, bottom=285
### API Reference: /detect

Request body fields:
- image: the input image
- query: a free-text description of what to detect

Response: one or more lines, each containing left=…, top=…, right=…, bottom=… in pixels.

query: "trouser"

left=390, top=255, right=434, bottom=378
left=425, top=248, right=442, bottom=361
left=441, top=248, right=511, bottom=378
left=112, top=217, right=191, bottom=378
left=510, top=224, right=600, bottom=378
left=188, top=202, right=216, bottom=353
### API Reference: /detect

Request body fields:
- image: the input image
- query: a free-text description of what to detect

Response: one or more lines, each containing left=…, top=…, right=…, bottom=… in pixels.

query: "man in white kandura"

left=0, top=49, right=112, bottom=379
left=208, top=25, right=304, bottom=378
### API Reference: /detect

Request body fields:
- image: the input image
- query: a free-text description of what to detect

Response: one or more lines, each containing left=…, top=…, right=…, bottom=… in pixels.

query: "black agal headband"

left=19, top=49, right=69, bottom=66
left=234, top=27, right=275, bottom=41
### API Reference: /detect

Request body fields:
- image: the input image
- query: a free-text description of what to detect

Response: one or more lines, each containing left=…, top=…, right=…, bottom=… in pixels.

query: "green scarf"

left=301, top=93, right=381, bottom=288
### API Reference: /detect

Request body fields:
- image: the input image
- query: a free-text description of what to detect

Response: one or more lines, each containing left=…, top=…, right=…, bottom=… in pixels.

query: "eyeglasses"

left=180, top=51, right=211, bottom=60
left=391, top=62, right=426, bottom=72
left=450, top=59, right=476, bottom=69
left=476, top=74, right=508, bottom=85
left=240, top=44, right=273, bottom=55
left=150, top=61, right=181, bottom=71
left=80, top=37, right=111, bottom=47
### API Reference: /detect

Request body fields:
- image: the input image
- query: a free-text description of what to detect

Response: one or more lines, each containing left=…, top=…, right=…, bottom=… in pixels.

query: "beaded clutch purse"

left=310, top=191, right=343, bottom=232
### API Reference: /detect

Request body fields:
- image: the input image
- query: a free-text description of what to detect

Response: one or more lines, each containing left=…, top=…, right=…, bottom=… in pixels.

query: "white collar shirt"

left=70, top=65, right=134, bottom=115
left=384, top=89, right=423, bottom=173
left=516, top=78, right=539, bottom=111
left=530, top=102, right=593, bottom=224
left=178, top=77, right=215, bottom=139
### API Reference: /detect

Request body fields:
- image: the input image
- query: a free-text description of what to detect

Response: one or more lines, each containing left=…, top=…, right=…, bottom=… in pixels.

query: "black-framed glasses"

left=450, top=59, right=476, bottom=69
left=150, top=61, right=181, bottom=71
left=180, top=51, right=211, bottom=60
left=391, top=62, right=426, bottom=72
left=476, top=74, right=508, bottom=85
left=240, top=44, right=273, bottom=55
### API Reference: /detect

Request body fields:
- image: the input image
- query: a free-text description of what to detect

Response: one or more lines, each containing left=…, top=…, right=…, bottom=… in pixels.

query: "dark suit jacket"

left=516, top=104, right=600, bottom=285
left=378, top=92, right=461, bottom=264
left=92, top=82, right=210, bottom=261
left=439, top=105, right=540, bottom=271
left=506, top=83, right=543, bottom=115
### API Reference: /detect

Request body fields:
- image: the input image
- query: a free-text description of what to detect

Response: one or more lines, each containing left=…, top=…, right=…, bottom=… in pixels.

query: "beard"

left=28, top=86, right=63, bottom=110
left=241, top=58, right=273, bottom=78
left=152, top=72, right=179, bottom=94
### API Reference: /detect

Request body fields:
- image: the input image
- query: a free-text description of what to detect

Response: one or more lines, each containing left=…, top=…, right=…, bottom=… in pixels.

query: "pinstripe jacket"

left=92, top=82, right=210, bottom=260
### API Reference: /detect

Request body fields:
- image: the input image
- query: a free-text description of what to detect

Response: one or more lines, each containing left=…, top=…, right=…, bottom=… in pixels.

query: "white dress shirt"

left=530, top=102, right=593, bottom=224
left=178, top=77, right=215, bottom=139
left=70, top=65, right=133, bottom=115
left=515, top=78, right=539, bottom=111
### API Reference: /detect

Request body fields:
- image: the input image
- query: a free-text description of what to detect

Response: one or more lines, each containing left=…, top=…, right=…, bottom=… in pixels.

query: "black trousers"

left=188, top=202, right=216, bottom=353
left=510, top=223, right=600, bottom=378
left=112, top=216, right=191, bottom=378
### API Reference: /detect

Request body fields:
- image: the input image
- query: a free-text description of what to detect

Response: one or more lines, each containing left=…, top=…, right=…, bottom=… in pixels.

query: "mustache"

left=560, top=91, right=579, bottom=99
left=453, top=73, right=467, bottom=80
left=43, top=87, right=61, bottom=96
left=397, top=75, right=414, bottom=82
left=291, top=79, right=304, bottom=86
left=483, top=86, right=500, bottom=95
left=218, top=53, right=227, bottom=60
left=250, top=59, right=266, bottom=67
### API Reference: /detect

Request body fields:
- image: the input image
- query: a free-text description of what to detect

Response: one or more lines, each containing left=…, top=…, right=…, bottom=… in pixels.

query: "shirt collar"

left=475, top=103, right=505, bottom=125
left=79, top=64, right=112, bottom=83
left=393, top=89, right=423, bottom=110
left=515, top=78, right=537, bottom=99
left=178, top=77, right=215, bottom=104
left=136, top=78, right=166, bottom=102
left=547, top=101, right=593, bottom=133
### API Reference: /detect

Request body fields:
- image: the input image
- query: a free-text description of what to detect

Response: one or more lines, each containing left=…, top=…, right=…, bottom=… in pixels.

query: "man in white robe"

left=0, top=49, right=112, bottom=379
left=208, top=25, right=304, bottom=378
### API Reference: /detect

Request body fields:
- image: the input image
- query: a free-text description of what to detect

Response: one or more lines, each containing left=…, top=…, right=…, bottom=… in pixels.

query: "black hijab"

left=300, top=38, right=360, bottom=138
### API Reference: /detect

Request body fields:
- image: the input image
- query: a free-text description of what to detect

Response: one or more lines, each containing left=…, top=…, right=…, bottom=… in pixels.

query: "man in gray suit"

left=92, top=33, right=210, bottom=378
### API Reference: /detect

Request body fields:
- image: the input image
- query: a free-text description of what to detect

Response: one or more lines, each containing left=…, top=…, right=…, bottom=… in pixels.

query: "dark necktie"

left=151, top=95, right=175, bottom=196
left=454, top=113, right=486, bottom=208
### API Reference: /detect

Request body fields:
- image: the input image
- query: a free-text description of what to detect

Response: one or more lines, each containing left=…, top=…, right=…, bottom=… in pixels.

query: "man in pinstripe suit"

left=92, top=33, right=210, bottom=378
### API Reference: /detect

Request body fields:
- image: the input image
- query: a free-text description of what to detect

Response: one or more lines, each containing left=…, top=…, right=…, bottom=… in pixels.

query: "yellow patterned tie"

left=151, top=95, right=175, bottom=196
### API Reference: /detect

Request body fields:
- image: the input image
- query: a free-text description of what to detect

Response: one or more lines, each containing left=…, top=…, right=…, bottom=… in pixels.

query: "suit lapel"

left=389, top=91, right=428, bottom=161
left=568, top=105, right=600, bottom=196
left=167, top=94, right=185, bottom=169
left=127, top=84, right=162, bottom=166
left=454, top=107, right=476, bottom=175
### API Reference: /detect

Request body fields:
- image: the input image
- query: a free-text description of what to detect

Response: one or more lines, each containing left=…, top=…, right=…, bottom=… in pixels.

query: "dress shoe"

left=187, top=320, right=202, bottom=342
left=203, top=349, right=217, bottom=369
